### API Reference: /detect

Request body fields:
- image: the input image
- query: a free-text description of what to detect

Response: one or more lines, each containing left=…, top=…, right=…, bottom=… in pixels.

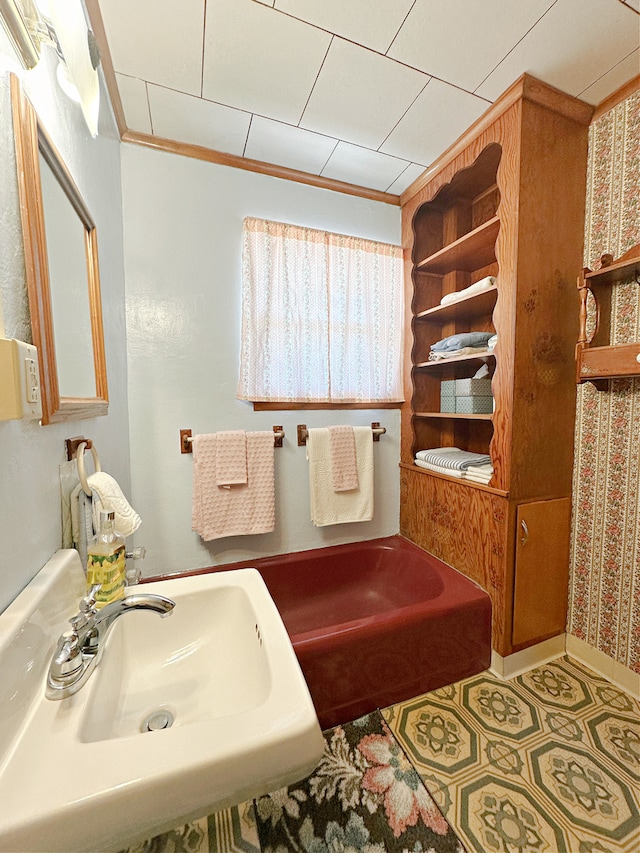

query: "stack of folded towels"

left=414, top=447, right=493, bottom=484
left=428, top=331, right=494, bottom=361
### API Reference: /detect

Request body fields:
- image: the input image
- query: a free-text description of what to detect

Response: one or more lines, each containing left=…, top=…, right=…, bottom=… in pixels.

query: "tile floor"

left=126, top=655, right=639, bottom=853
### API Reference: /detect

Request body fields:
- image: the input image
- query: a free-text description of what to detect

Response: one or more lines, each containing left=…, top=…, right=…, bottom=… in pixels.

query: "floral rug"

left=254, top=709, right=465, bottom=853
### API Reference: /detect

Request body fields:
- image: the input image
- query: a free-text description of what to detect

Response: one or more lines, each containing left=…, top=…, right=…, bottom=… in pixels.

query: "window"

left=237, top=217, right=404, bottom=407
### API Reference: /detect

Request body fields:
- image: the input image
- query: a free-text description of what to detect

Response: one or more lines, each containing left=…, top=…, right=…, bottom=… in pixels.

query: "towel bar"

left=297, top=422, right=386, bottom=446
left=180, top=426, right=285, bottom=454
left=66, top=437, right=102, bottom=496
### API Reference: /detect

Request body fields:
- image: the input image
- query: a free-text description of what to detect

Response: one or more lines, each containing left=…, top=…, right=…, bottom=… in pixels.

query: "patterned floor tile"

left=383, top=656, right=640, bottom=853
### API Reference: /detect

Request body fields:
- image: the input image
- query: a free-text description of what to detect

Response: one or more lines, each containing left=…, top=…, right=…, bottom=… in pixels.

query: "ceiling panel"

left=321, top=142, right=409, bottom=192
left=115, top=73, right=152, bottom=134
left=244, top=116, right=337, bottom=174
left=202, top=0, right=331, bottom=124
left=579, top=49, right=639, bottom=104
left=96, top=0, right=639, bottom=194
left=380, top=79, right=489, bottom=166
left=300, top=38, right=429, bottom=149
left=387, top=0, right=556, bottom=92
left=99, top=0, right=205, bottom=96
left=147, top=85, right=251, bottom=155
left=476, top=0, right=640, bottom=102
left=385, top=163, right=428, bottom=195
left=274, top=0, right=415, bottom=53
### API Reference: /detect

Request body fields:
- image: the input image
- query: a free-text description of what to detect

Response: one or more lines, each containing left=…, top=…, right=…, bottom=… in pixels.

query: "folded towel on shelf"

left=415, top=447, right=491, bottom=470
left=431, top=331, right=494, bottom=353
left=328, top=425, right=359, bottom=492
left=215, top=430, right=247, bottom=487
left=488, top=334, right=498, bottom=350
left=307, top=426, right=373, bottom=526
left=428, top=346, right=490, bottom=361
left=440, top=276, right=496, bottom=306
left=192, top=431, right=275, bottom=541
left=414, top=459, right=466, bottom=478
left=465, top=463, right=494, bottom=484
left=414, top=458, right=493, bottom=483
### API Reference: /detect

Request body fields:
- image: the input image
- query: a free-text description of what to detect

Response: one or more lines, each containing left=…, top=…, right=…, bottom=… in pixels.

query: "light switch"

left=0, top=339, right=43, bottom=421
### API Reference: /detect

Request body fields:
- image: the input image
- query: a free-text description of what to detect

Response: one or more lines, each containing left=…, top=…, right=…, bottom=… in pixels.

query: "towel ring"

left=76, top=441, right=101, bottom=497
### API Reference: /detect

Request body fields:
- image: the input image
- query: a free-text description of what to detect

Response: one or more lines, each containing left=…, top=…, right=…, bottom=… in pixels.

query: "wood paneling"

left=400, top=465, right=512, bottom=654
left=400, top=75, right=591, bottom=657
left=512, top=498, right=571, bottom=647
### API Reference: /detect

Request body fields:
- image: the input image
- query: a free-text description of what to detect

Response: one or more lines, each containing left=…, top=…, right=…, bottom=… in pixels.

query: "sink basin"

left=0, top=551, right=323, bottom=852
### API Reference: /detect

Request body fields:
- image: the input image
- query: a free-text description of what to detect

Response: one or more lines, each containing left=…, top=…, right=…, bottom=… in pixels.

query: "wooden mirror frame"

left=10, top=73, right=108, bottom=424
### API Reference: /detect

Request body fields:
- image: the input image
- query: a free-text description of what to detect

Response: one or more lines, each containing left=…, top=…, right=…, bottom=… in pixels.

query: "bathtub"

left=166, top=536, right=491, bottom=729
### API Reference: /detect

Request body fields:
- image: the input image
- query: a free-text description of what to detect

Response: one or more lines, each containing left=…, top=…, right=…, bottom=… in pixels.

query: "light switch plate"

left=0, top=339, right=42, bottom=421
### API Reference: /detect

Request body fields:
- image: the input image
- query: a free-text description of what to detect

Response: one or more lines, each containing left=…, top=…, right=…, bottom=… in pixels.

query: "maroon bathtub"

left=156, top=536, right=491, bottom=729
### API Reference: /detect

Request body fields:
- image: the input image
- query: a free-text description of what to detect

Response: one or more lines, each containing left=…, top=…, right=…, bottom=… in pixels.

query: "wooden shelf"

left=578, top=343, right=640, bottom=382
left=584, top=253, right=640, bottom=287
left=414, top=411, right=493, bottom=420
left=577, top=244, right=640, bottom=385
left=415, top=216, right=499, bottom=275
left=399, top=461, right=508, bottom=497
left=415, top=285, right=498, bottom=324
left=414, top=351, right=496, bottom=369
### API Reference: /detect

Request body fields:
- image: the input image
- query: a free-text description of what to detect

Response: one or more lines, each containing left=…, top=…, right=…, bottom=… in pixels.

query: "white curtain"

left=238, top=218, right=404, bottom=404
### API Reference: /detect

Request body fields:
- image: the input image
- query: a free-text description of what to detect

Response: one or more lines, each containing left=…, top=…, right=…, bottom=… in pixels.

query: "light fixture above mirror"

left=11, top=73, right=108, bottom=425
left=1, top=0, right=101, bottom=136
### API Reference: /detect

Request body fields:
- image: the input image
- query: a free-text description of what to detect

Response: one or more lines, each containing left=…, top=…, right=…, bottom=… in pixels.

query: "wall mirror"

left=10, top=73, right=108, bottom=424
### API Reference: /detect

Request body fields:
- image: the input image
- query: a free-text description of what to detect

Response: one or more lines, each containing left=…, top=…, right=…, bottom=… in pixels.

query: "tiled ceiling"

left=97, top=0, right=640, bottom=196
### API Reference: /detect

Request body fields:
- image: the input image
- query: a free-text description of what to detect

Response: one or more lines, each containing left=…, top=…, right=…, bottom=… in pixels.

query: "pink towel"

left=215, top=430, right=247, bottom=486
left=328, top=425, right=359, bottom=491
left=191, top=431, right=275, bottom=541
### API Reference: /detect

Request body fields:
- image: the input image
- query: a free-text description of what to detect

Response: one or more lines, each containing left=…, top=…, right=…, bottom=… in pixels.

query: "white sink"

left=0, top=551, right=323, bottom=852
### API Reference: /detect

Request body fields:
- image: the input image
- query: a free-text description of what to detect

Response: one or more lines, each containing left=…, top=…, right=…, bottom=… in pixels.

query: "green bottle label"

left=87, top=545, right=126, bottom=607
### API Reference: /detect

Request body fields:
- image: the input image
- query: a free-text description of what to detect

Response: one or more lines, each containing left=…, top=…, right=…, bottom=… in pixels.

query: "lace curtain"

left=237, top=217, right=404, bottom=404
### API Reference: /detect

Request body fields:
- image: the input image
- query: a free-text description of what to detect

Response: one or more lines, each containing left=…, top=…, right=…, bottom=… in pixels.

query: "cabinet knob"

left=520, top=519, right=529, bottom=545
left=635, top=353, right=640, bottom=364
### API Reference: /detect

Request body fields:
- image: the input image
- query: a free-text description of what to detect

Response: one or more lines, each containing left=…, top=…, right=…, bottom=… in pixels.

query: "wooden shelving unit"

left=415, top=285, right=498, bottom=323
left=576, top=244, right=640, bottom=386
left=415, top=216, right=500, bottom=274
left=400, top=73, right=593, bottom=657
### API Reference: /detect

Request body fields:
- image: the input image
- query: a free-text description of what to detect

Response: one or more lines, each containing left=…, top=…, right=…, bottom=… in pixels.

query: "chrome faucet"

left=46, top=585, right=175, bottom=700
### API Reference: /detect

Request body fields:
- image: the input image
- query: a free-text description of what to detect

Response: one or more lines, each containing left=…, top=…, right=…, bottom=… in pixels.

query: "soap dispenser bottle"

left=86, top=509, right=126, bottom=609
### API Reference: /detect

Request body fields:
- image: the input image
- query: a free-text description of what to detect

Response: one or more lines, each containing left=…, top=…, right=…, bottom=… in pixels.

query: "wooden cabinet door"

left=512, top=498, right=571, bottom=647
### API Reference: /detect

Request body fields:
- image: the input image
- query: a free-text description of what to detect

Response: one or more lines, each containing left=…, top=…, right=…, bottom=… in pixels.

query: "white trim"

left=566, top=634, right=640, bottom=700
left=490, top=635, right=566, bottom=680
left=489, top=634, right=639, bottom=700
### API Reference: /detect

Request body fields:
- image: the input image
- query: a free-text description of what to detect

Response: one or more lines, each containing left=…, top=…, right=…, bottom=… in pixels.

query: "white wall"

left=0, top=37, right=130, bottom=614
left=122, top=144, right=402, bottom=576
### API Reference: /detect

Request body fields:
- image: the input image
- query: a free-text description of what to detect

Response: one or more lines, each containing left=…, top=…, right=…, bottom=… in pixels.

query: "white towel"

left=192, top=431, right=275, bottom=541
left=307, top=426, right=373, bottom=526
left=440, top=275, right=496, bottom=306
left=414, top=459, right=466, bottom=478
left=88, top=471, right=142, bottom=537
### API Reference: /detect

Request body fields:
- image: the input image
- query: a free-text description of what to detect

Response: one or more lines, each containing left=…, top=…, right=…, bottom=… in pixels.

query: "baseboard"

left=490, top=634, right=639, bottom=700
left=566, top=634, right=640, bottom=700
left=490, top=635, right=566, bottom=680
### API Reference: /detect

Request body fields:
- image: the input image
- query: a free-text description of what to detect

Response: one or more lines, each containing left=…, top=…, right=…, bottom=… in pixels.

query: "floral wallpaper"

left=568, top=89, right=640, bottom=674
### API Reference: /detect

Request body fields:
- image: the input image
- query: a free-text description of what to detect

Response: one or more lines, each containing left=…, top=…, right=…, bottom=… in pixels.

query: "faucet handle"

left=69, top=585, right=100, bottom=632
left=82, top=584, right=101, bottom=613
left=50, top=631, right=83, bottom=682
